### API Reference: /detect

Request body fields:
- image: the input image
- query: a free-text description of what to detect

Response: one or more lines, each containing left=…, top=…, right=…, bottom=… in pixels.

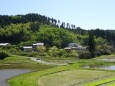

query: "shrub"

left=62, top=50, right=78, bottom=58
left=78, top=50, right=91, bottom=59
left=58, top=49, right=66, bottom=57
left=0, top=52, right=9, bottom=60
left=48, top=46, right=59, bottom=57
left=70, top=50, right=78, bottom=57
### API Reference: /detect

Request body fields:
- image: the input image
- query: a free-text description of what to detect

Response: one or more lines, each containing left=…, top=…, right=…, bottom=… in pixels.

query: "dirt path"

left=12, top=55, right=67, bottom=65
left=28, top=57, right=68, bottom=65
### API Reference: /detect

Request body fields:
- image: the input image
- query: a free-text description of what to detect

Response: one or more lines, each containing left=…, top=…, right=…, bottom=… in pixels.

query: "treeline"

left=0, top=13, right=78, bottom=30
left=0, top=13, right=48, bottom=28
left=88, top=29, right=115, bottom=48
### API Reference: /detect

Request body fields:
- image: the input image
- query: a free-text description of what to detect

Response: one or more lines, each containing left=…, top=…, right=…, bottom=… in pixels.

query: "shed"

left=33, top=43, right=44, bottom=50
left=23, top=46, right=33, bottom=52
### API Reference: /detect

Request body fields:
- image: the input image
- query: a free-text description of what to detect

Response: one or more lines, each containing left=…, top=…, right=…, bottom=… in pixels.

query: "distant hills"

left=0, top=13, right=115, bottom=48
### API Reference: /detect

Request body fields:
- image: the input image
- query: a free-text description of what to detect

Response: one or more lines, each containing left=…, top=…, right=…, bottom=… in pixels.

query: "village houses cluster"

left=0, top=43, right=86, bottom=52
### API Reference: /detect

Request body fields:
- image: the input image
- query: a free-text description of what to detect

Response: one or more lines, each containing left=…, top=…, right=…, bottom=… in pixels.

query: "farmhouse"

left=64, top=43, right=86, bottom=52
left=64, top=47, right=72, bottom=52
left=23, top=43, right=44, bottom=52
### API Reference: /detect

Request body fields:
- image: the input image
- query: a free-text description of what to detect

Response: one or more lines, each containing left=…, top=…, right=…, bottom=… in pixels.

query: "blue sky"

left=0, top=0, right=115, bottom=30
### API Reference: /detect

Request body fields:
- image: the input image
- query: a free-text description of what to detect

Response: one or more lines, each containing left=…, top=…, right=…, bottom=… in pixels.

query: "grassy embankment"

left=0, top=56, right=52, bottom=70
left=0, top=56, right=38, bottom=64
left=7, top=55, right=115, bottom=86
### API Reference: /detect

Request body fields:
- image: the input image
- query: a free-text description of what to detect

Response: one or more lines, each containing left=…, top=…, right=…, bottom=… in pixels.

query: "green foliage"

left=37, top=27, right=76, bottom=48
left=0, top=23, right=34, bottom=44
left=85, top=77, right=115, bottom=86
left=48, top=46, right=59, bottom=57
left=70, top=50, right=78, bottom=57
left=78, top=50, right=91, bottom=59
left=0, top=13, right=114, bottom=58
left=36, top=46, right=46, bottom=56
left=95, top=37, right=107, bottom=46
left=76, top=35, right=88, bottom=46
left=87, top=34, right=96, bottom=58
left=0, top=13, right=115, bottom=50
left=87, top=34, right=95, bottom=52
left=96, top=44, right=113, bottom=56
left=37, top=46, right=46, bottom=53
left=58, top=49, right=66, bottom=57
left=0, top=51, right=9, bottom=60
left=30, top=22, right=40, bottom=32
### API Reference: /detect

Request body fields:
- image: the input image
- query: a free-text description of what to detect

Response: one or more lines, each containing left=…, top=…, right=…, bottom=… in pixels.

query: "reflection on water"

left=0, top=64, right=52, bottom=86
left=83, top=65, right=115, bottom=70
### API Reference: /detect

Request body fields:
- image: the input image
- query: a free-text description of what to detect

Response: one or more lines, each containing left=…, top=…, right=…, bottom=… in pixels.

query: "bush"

left=48, top=46, right=59, bottom=57
left=58, top=49, right=66, bottom=57
left=78, top=50, right=91, bottom=59
left=0, top=52, right=9, bottom=60
left=61, top=50, right=78, bottom=58
left=70, top=50, right=78, bottom=57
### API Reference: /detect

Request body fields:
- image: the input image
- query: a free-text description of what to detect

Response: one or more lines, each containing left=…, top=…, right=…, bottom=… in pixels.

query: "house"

left=0, top=43, right=10, bottom=47
left=23, top=43, right=44, bottom=52
left=33, top=43, right=44, bottom=50
left=23, top=46, right=33, bottom=52
left=68, top=43, right=79, bottom=48
left=64, top=43, right=86, bottom=52
left=64, top=47, right=72, bottom=52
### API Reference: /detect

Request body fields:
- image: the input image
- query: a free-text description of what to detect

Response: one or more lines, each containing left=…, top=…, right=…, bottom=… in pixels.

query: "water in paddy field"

left=0, top=69, right=32, bottom=86
left=83, top=65, right=115, bottom=70
left=0, top=64, right=52, bottom=86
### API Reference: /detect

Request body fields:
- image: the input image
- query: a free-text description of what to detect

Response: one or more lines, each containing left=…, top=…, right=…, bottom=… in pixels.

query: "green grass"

left=39, top=69, right=115, bottom=86
left=0, top=56, right=52, bottom=70
left=108, top=83, right=115, bottom=86
left=8, top=65, right=72, bottom=86
left=0, top=56, right=39, bottom=64
left=35, top=56, right=78, bottom=64
left=8, top=59, right=115, bottom=86
left=85, top=77, right=115, bottom=86
left=93, top=54, right=115, bottom=59
left=6, top=54, right=115, bottom=86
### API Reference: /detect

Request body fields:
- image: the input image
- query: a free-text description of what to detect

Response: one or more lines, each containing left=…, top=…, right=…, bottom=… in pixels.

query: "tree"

left=0, top=51, right=9, bottom=60
left=37, top=27, right=76, bottom=48
left=87, top=33, right=95, bottom=58
left=30, top=22, right=40, bottom=32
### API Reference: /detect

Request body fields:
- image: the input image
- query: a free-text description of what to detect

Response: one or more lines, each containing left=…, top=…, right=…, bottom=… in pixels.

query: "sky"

left=0, top=0, right=115, bottom=30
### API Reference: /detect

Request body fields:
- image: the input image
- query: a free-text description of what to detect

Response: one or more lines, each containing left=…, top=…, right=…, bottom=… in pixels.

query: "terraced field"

left=38, top=69, right=115, bottom=86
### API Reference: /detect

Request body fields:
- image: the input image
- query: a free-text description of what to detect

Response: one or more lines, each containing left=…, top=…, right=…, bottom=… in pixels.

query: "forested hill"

left=0, top=13, right=115, bottom=48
